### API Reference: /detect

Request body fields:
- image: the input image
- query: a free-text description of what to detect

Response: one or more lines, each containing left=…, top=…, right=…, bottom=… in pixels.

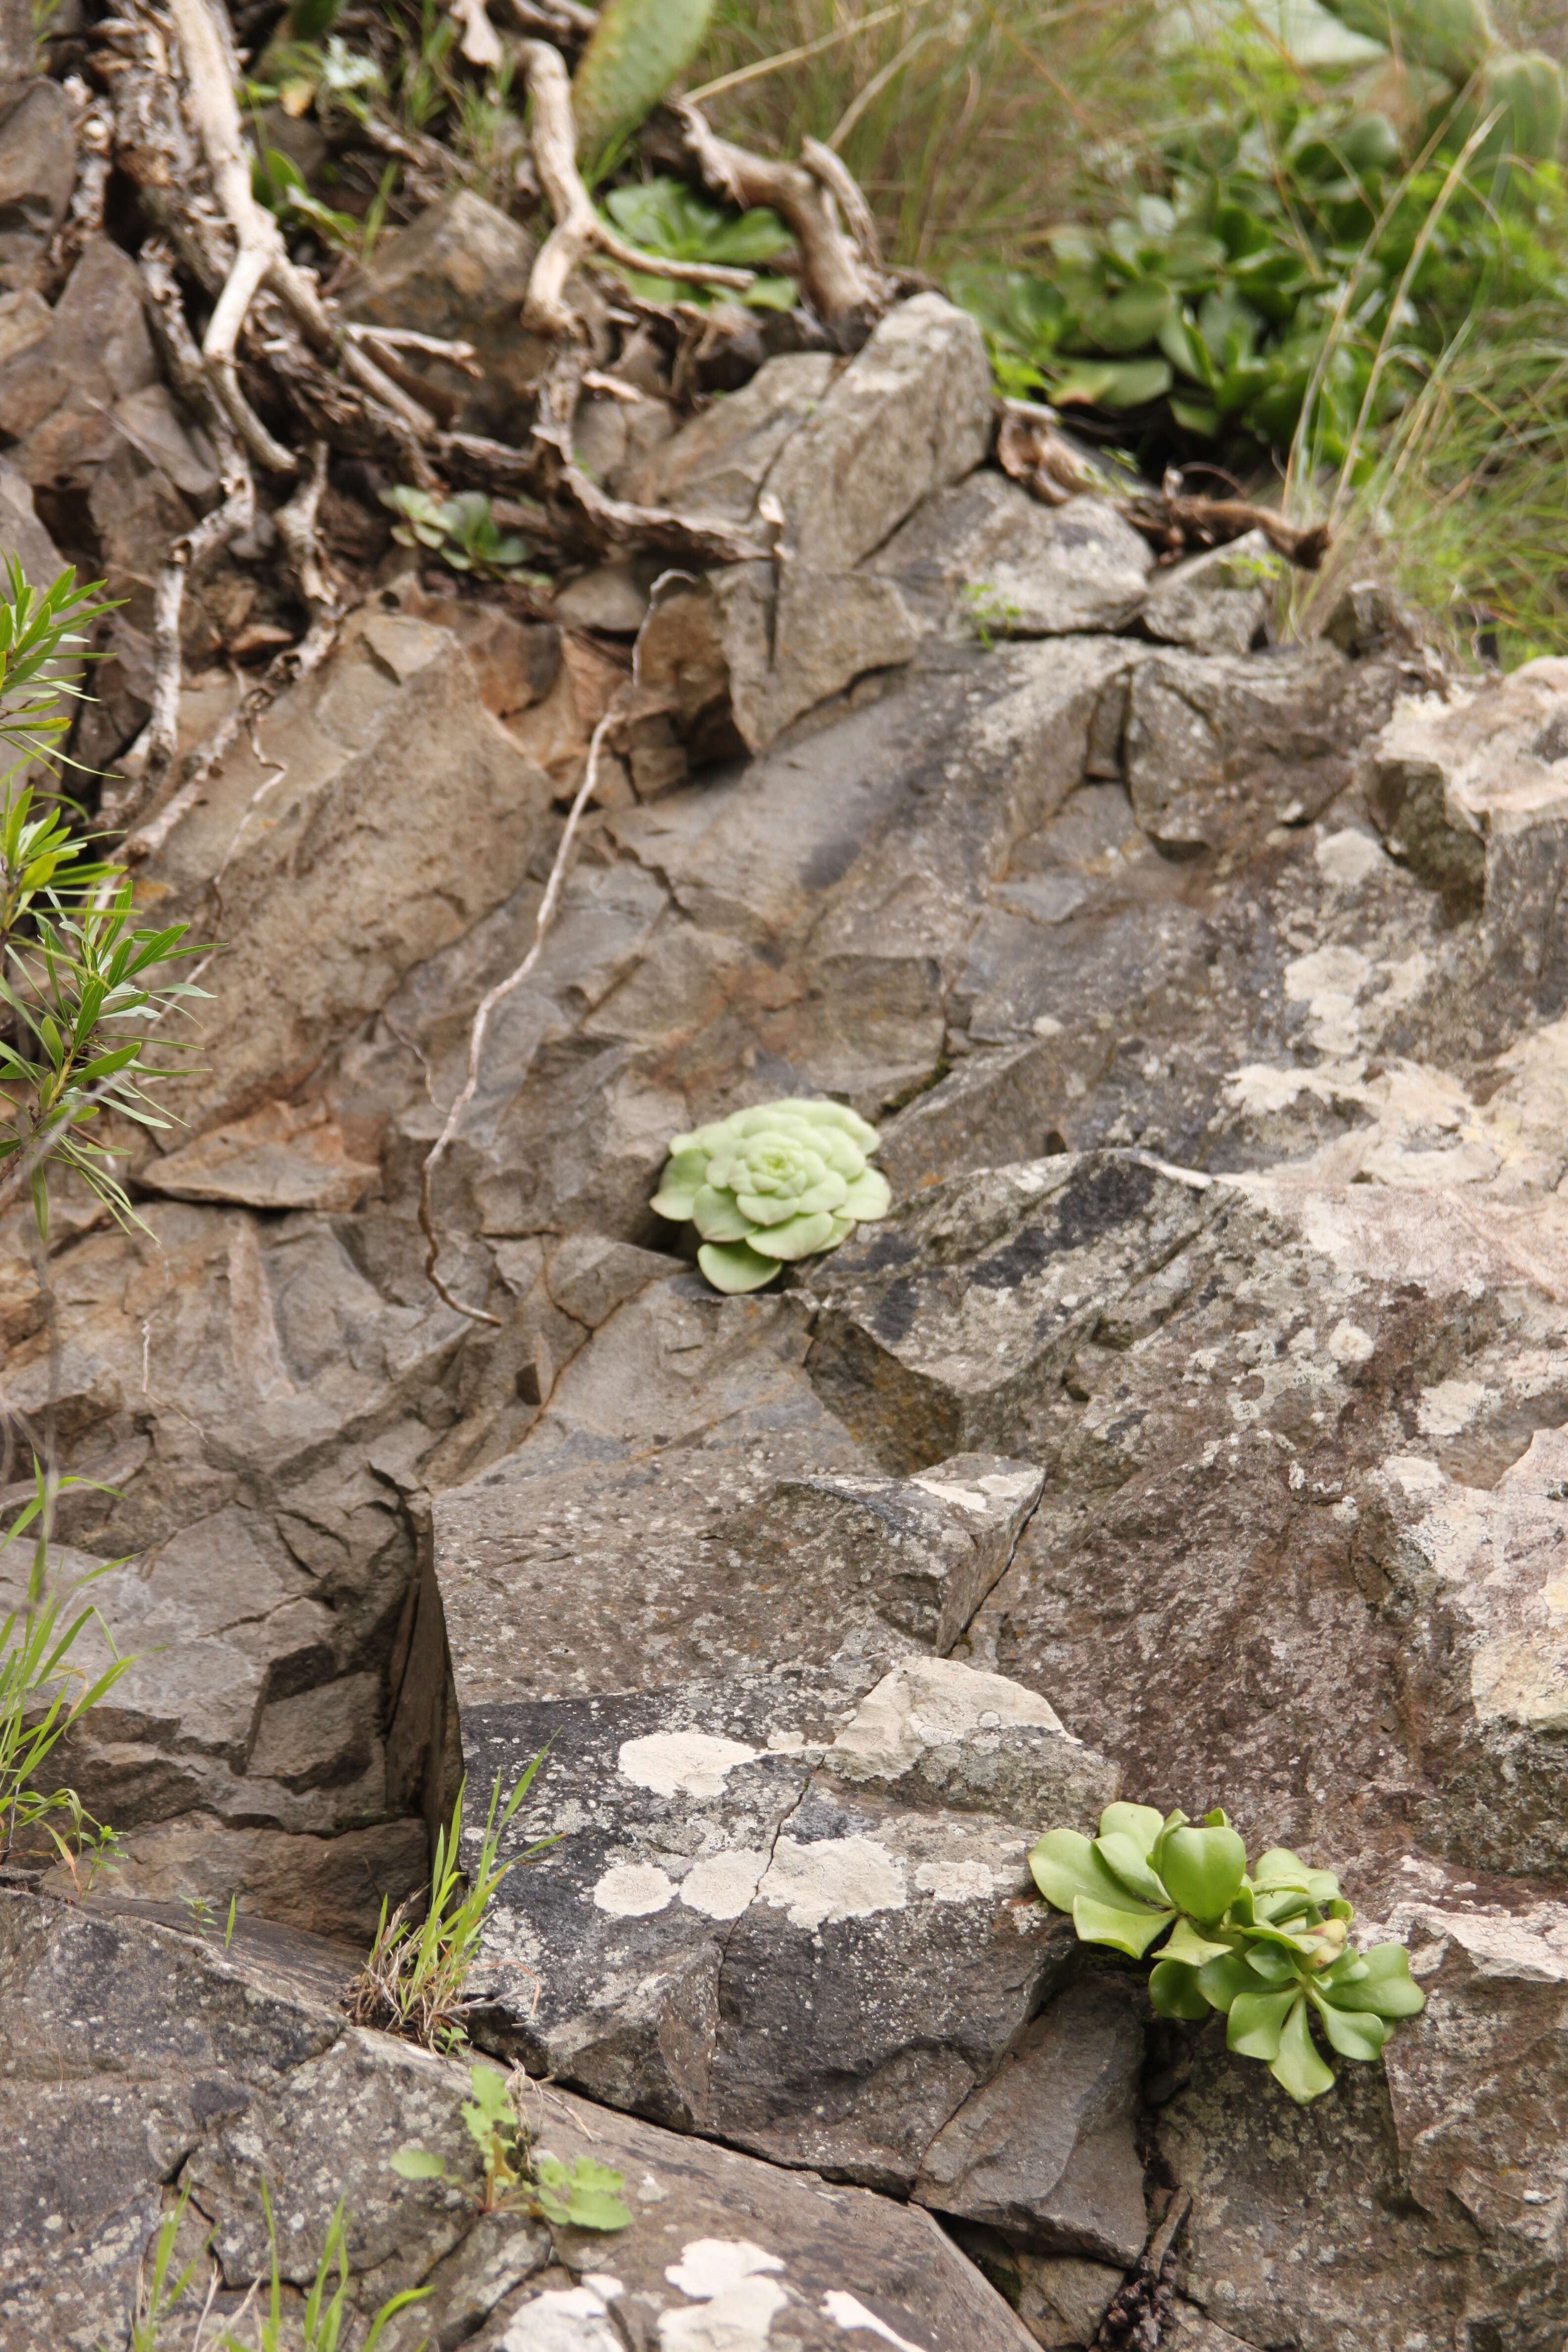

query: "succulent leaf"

left=1157, top=1823, right=1248, bottom=1921
left=1072, top=1893, right=1176, bottom=1958
left=696, top=1239, right=783, bottom=1294
left=1099, top=1802, right=1167, bottom=1856
left=572, top=0, right=715, bottom=172
left=1150, top=1959, right=1211, bottom=2020
left=1270, top=1991, right=1337, bottom=2103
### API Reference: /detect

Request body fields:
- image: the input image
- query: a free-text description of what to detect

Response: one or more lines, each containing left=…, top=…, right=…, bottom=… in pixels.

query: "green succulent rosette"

left=1030, top=1803, right=1425, bottom=2104
left=651, top=1097, right=891, bottom=1294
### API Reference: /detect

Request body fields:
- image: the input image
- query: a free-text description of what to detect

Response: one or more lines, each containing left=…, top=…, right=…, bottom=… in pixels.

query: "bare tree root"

left=517, top=39, right=759, bottom=337
left=124, top=448, right=343, bottom=870
left=998, top=407, right=1331, bottom=571
left=678, top=100, right=890, bottom=336
left=113, top=244, right=256, bottom=813
left=419, top=707, right=618, bottom=1325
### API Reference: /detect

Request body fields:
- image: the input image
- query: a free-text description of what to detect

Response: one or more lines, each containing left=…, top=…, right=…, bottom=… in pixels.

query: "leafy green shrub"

left=379, top=488, right=543, bottom=587
left=601, top=178, right=798, bottom=309
left=392, top=2060, right=630, bottom=2229
left=1031, top=1803, right=1425, bottom=2104
left=0, top=557, right=203, bottom=1237
left=651, top=1097, right=891, bottom=1294
left=346, top=1760, right=552, bottom=2053
left=0, top=1457, right=131, bottom=1874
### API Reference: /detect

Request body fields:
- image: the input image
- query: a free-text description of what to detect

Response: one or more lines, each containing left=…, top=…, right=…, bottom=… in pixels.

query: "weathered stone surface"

left=1372, top=659, right=1568, bottom=1006
left=0, top=78, right=74, bottom=266
left=914, top=1978, right=1146, bottom=2262
left=823, top=1655, right=1118, bottom=1823
left=0, top=237, right=158, bottom=483
left=635, top=297, right=991, bottom=750
left=0, top=1890, right=1038, bottom=2352
left=874, top=478, right=1153, bottom=640
left=1139, top=532, right=1280, bottom=657
left=141, top=1098, right=382, bottom=1213
left=1125, top=640, right=1386, bottom=853
left=140, top=607, right=556, bottom=1134
left=464, top=1669, right=1093, bottom=2196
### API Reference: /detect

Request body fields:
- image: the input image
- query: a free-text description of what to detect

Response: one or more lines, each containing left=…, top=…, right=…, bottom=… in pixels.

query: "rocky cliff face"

left=4, top=266, right=1568, bottom=2352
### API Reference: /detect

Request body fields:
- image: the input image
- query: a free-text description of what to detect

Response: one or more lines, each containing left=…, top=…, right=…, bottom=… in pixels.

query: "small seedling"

left=1031, top=1802, right=1425, bottom=2104
left=651, top=1096, right=892, bottom=1294
left=392, top=2060, right=630, bottom=2230
left=960, top=580, right=1026, bottom=650
left=379, top=488, right=544, bottom=587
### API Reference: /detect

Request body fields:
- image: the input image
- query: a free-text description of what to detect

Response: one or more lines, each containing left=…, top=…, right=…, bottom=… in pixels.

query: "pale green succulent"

left=652, top=1098, right=891, bottom=1294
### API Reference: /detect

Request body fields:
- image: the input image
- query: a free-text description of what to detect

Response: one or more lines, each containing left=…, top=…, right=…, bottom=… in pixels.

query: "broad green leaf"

left=1073, top=1892, right=1176, bottom=1958
left=1098, top=1802, right=1166, bottom=1857
left=1196, top=1951, right=1255, bottom=2012
left=1270, top=1991, right=1336, bottom=2104
left=690, top=1183, right=751, bottom=1242
left=1309, top=1988, right=1389, bottom=2061
left=1093, top=1830, right=1170, bottom=1908
left=1227, top=1985, right=1296, bottom=2061
left=1330, top=1941, right=1426, bottom=2018
left=1030, top=1827, right=1160, bottom=1915
left=1158, top=1825, right=1247, bottom=1922
left=534, top=2154, right=631, bottom=2232
left=1253, top=1847, right=1342, bottom=1907
left=1241, top=1938, right=1299, bottom=1985
left=1162, top=1916, right=1234, bottom=1968
left=389, top=2147, right=448, bottom=2180
left=1150, top=1958, right=1210, bottom=2020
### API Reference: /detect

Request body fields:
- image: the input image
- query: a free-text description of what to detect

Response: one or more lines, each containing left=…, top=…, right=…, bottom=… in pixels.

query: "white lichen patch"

left=1314, top=826, right=1386, bottom=888
left=591, top=1861, right=676, bottom=1917
left=821, top=2290, right=929, bottom=2352
left=618, top=1731, right=759, bottom=1799
left=755, top=1834, right=908, bottom=1931
left=659, top=2241, right=790, bottom=2351
left=678, top=1847, right=771, bottom=1921
left=913, top=1857, right=996, bottom=1903
left=910, top=1465, right=1040, bottom=1517
left=502, top=2284, right=622, bottom=2350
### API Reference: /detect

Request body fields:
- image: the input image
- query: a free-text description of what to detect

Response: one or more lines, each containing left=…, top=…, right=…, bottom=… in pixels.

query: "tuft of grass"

left=345, top=1760, right=551, bottom=2053
left=690, top=0, right=1161, bottom=273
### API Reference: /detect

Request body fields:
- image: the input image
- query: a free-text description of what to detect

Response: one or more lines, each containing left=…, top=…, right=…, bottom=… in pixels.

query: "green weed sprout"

left=392, top=2060, right=630, bottom=2230
left=1031, top=1802, right=1425, bottom=2105
left=600, top=179, right=798, bottom=310
left=379, top=488, right=543, bottom=587
left=651, top=1096, right=892, bottom=1295
left=346, top=1759, right=553, bottom=2053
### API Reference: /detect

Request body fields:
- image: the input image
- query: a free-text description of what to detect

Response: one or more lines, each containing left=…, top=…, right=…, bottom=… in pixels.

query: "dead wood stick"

left=517, top=40, right=757, bottom=339
left=116, top=245, right=256, bottom=801
left=677, top=100, right=886, bottom=331
left=800, top=134, right=882, bottom=268
left=124, top=447, right=343, bottom=870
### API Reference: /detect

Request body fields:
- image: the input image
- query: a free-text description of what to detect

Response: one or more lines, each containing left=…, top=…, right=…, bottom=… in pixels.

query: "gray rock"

left=804, top=1151, right=1221, bottom=1471
left=0, top=79, right=75, bottom=265
left=823, top=1655, right=1119, bottom=1824
left=1125, top=641, right=1381, bottom=853
left=1139, top=531, right=1282, bottom=657
left=141, top=607, right=556, bottom=1135
left=874, top=476, right=1153, bottom=640
left=635, top=297, right=991, bottom=751
left=914, top=1978, right=1147, bottom=2263
left=0, top=1889, right=1039, bottom=2352
left=342, top=191, right=558, bottom=437
left=0, top=237, right=158, bottom=484
left=141, top=1099, right=382, bottom=1214
left=1371, top=659, right=1568, bottom=1003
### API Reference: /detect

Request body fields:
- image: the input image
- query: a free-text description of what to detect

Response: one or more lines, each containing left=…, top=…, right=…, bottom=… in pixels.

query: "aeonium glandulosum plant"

left=651, top=1096, right=891, bottom=1294
left=1030, top=1803, right=1425, bottom=2103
